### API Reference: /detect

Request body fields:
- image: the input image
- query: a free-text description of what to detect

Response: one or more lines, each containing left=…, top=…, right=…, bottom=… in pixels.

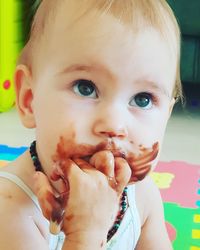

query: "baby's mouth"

left=81, top=155, right=91, bottom=163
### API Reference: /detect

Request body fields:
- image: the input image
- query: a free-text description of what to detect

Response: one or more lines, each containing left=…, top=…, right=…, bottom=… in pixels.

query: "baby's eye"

left=129, top=92, right=154, bottom=109
left=73, top=79, right=97, bottom=98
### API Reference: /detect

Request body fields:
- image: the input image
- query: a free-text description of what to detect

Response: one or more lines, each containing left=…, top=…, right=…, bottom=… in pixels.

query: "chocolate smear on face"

left=127, top=142, right=159, bottom=182
left=53, top=136, right=159, bottom=183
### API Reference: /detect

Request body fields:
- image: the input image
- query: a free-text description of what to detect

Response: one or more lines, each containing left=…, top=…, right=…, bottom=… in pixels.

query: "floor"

left=0, top=84, right=200, bottom=165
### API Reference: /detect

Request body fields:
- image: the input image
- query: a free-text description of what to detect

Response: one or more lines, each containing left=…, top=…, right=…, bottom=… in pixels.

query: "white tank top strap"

left=0, top=171, right=41, bottom=211
left=127, top=184, right=141, bottom=245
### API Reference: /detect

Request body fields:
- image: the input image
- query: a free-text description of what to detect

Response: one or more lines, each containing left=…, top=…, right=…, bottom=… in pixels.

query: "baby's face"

left=30, top=6, right=176, bottom=175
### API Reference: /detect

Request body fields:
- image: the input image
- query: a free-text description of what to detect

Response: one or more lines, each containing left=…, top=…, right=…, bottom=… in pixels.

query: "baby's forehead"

left=35, top=1, right=140, bottom=33
left=33, top=0, right=178, bottom=48
left=23, top=1, right=179, bottom=69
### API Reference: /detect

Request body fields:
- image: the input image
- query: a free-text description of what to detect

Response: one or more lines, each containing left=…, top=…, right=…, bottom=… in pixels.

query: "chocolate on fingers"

left=89, top=150, right=118, bottom=189
left=89, top=151, right=131, bottom=194
left=33, top=171, right=68, bottom=235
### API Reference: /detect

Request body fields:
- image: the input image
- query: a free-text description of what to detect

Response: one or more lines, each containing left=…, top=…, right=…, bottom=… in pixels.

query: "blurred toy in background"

left=0, top=0, right=25, bottom=112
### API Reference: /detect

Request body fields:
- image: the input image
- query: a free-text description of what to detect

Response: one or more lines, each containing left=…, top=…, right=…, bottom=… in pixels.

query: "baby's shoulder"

left=0, top=177, right=27, bottom=232
left=0, top=175, right=30, bottom=213
left=134, top=176, right=162, bottom=225
left=0, top=174, right=49, bottom=241
left=0, top=170, right=42, bottom=222
left=0, top=163, right=37, bottom=211
left=0, top=177, right=50, bottom=249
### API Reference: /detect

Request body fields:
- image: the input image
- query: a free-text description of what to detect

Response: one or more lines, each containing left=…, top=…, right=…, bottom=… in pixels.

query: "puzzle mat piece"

left=164, top=202, right=200, bottom=250
left=0, top=145, right=27, bottom=167
left=153, top=161, right=200, bottom=208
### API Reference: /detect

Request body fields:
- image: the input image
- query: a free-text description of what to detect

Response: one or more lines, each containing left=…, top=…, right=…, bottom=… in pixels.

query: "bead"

left=114, top=224, right=120, bottom=229
left=31, top=156, right=37, bottom=161
left=121, top=201, right=126, bottom=206
left=116, top=220, right=121, bottom=225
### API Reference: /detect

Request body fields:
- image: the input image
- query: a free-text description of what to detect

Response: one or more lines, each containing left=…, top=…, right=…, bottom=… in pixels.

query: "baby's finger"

left=50, top=163, right=69, bottom=194
left=73, top=158, right=93, bottom=171
left=55, top=158, right=88, bottom=192
left=114, top=157, right=131, bottom=194
left=33, top=171, right=67, bottom=235
left=57, top=158, right=83, bottom=179
left=90, top=150, right=115, bottom=177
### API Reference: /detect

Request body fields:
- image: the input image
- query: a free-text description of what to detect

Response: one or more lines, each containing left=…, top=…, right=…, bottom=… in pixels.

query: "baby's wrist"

left=62, top=231, right=107, bottom=250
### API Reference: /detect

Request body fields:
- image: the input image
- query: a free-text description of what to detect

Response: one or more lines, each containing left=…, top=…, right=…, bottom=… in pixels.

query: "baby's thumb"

left=114, top=157, right=131, bottom=194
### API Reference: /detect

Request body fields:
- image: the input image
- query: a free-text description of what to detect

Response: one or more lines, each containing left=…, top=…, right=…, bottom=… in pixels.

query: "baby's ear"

left=15, top=65, right=36, bottom=128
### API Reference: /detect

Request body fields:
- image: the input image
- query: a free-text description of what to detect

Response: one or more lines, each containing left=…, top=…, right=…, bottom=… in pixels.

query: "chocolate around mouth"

left=53, top=136, right=159, bottom=182
left=80, top=142, right=159, bottom=182
left=53, top=136, right=127, bottom=162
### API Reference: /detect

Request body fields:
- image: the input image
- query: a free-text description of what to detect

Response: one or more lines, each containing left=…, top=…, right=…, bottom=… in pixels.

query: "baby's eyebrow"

left=61, top=64, right=94, bottom=73
left=58, top=63, right=115, bottom=80
left=135, top=80, right=171, bottom=98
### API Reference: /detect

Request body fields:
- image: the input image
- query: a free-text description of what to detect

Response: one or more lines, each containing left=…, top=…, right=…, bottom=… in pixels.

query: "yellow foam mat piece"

left=190, top=247, right=200, bottom=250
left=192, top=229, right=200, bottom=239
left=194, top=214, right=200, bottom=223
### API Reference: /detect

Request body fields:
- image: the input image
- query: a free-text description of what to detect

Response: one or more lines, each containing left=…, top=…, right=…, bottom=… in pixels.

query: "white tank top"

left=0, top=172, right=141, bottom=249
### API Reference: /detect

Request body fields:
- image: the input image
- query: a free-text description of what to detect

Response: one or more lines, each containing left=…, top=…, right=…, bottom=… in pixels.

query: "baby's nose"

left=92, top=118, right=128, bottom=139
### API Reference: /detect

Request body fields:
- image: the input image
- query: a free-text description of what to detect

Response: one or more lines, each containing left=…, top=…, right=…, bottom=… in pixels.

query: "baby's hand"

left=33, top=151, right=131, bottom=245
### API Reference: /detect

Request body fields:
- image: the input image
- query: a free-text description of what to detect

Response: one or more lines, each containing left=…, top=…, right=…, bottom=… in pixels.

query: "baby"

left=0, top=0, right=182, bottom=249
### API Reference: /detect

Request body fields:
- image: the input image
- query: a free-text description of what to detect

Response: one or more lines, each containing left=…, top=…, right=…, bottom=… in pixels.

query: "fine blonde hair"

left=19, top=0, right=182, bottom=101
